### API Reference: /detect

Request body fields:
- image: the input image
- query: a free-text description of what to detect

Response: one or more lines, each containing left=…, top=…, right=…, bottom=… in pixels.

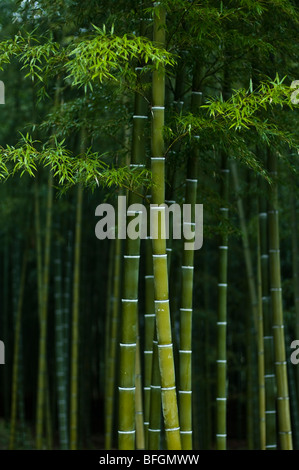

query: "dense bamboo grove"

left=0, top=0, right=299, bottom=452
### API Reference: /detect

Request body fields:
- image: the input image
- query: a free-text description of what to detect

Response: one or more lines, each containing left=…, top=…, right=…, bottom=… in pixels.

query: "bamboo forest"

left=1, top=0, right=299, bottom=454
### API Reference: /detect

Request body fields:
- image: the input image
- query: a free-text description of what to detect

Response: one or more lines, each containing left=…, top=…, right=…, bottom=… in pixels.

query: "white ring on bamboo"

left=145, top=275, right=154, bottom=279
left=218, top=283, right=227, bottom=287
left=277, top=396, right=289, bottom=400
left=261, top=255, right=269, bottom=259
left=179, top=390, right=192, bottom=394
left=217, top=322, right=227, bottom=325
left=264, top=374, right=275, bottom=378
left=148, top=428, right=160, bottom=432
left=216, top=397, right=227, bottom=400
left=216, top=434, right=227, bottom=437
left=221, top=169, right=230, bottom=173
left=144, top=314, right=155, bottom=318
left=220, top=207, right=229, bottom=211
left=192, top=91, right=202, bottom=94
left=271, top=288, right=282, bottom=291
left=118, top=430, right=135, bottom=434
left=133, top=115, right=148, bottom=119
left=194, top=136, right=200, bottom=139
left=263, top=336, right=273, bottom=339
left=275, top=361, right=287, bottom=365
left=259, top=212, right=267, bottom=217
left=180, top=308, right=192, bottom=311
left=162, top=386, right=176, bottom=391
left=180, top=431, right=192, bottom=434
left=265, top=410, right=276, bottom=414
left=272, top=325, right=284, bottom=328
left=121, top=299, right=138, bottom=302
left=155, top=299, right=169, bottom=303
left=158, top=343, right=173, bottom=348
left=144, top=350, right=153, bottom=354
left=118, top=387, right=136, bottom=391
left=179, top=350, right=192, bottom=353
left=120, top=343, right=137, bottom=347
left=124, top=255, right=140, bottom=258
left=151, top=157, right=164, bottom=161
left=152, top=106, right=165, bottom=110
left=266, top=445, right=276, bottom=448
left=186, top=178, right=198, bottom=183
left=165, top=427, right=180, bottom=432
left=219, top=246, right=228, bottom=249
left=217, top=360, right=227, bottom=363
left=182, top=265, right=194, bottom=269
left=153, top=254, right=167, bottom=259
left=151, top=385, right=161, bottom=389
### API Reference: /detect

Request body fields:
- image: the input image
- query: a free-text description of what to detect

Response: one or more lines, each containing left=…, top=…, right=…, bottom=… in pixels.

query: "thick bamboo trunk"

left=151, top=3, right=181, bottom=450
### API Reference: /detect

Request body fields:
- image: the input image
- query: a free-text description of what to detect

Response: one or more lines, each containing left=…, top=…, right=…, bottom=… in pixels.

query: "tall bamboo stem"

left=267, top=151, right=292, bottom=450
left=151, top=3, right=181, bottom=450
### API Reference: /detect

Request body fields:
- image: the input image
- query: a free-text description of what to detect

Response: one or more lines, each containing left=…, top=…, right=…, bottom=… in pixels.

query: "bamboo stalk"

left=216, top=154, right=229, bottom=451
left=70, top=182, right=83, bottom=449
left=267, top=151, right=292, bottom=450
left=151, top=3, right=181, bottom=450
left=9, top=247, right=28, bottom=449
left=36, top=171, right=53, bottom=450
left=258, top=177, right=277, bottom=450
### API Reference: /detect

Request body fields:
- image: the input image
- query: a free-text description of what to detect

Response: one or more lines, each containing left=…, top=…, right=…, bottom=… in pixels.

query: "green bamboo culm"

left=9, top=248, right=28, bottom=450
left=231, top=161, right=265, bottom=449
left=258, top=176, right=277, bottom=450
left=151, top=2, right=181, bottom=450
left=70, top=181, right=83, bottom=449
left=143, top=236, right=156, bottom=448
left=148, top=333, right=162, bottom=450
left=178, top=84, right=201, bottom=450
left=105, top=236, right=121, bottom=449
left=216, top=154, right=229, bottom=450
left=257, top=220, right=266, bottom=450
left=54, top=223, right=69, bottom=449
left=118, top=64, right=148, bottom=449
left=267, top=150, right=293, bottom=450
left=35, top=171, right=53, bottom=449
